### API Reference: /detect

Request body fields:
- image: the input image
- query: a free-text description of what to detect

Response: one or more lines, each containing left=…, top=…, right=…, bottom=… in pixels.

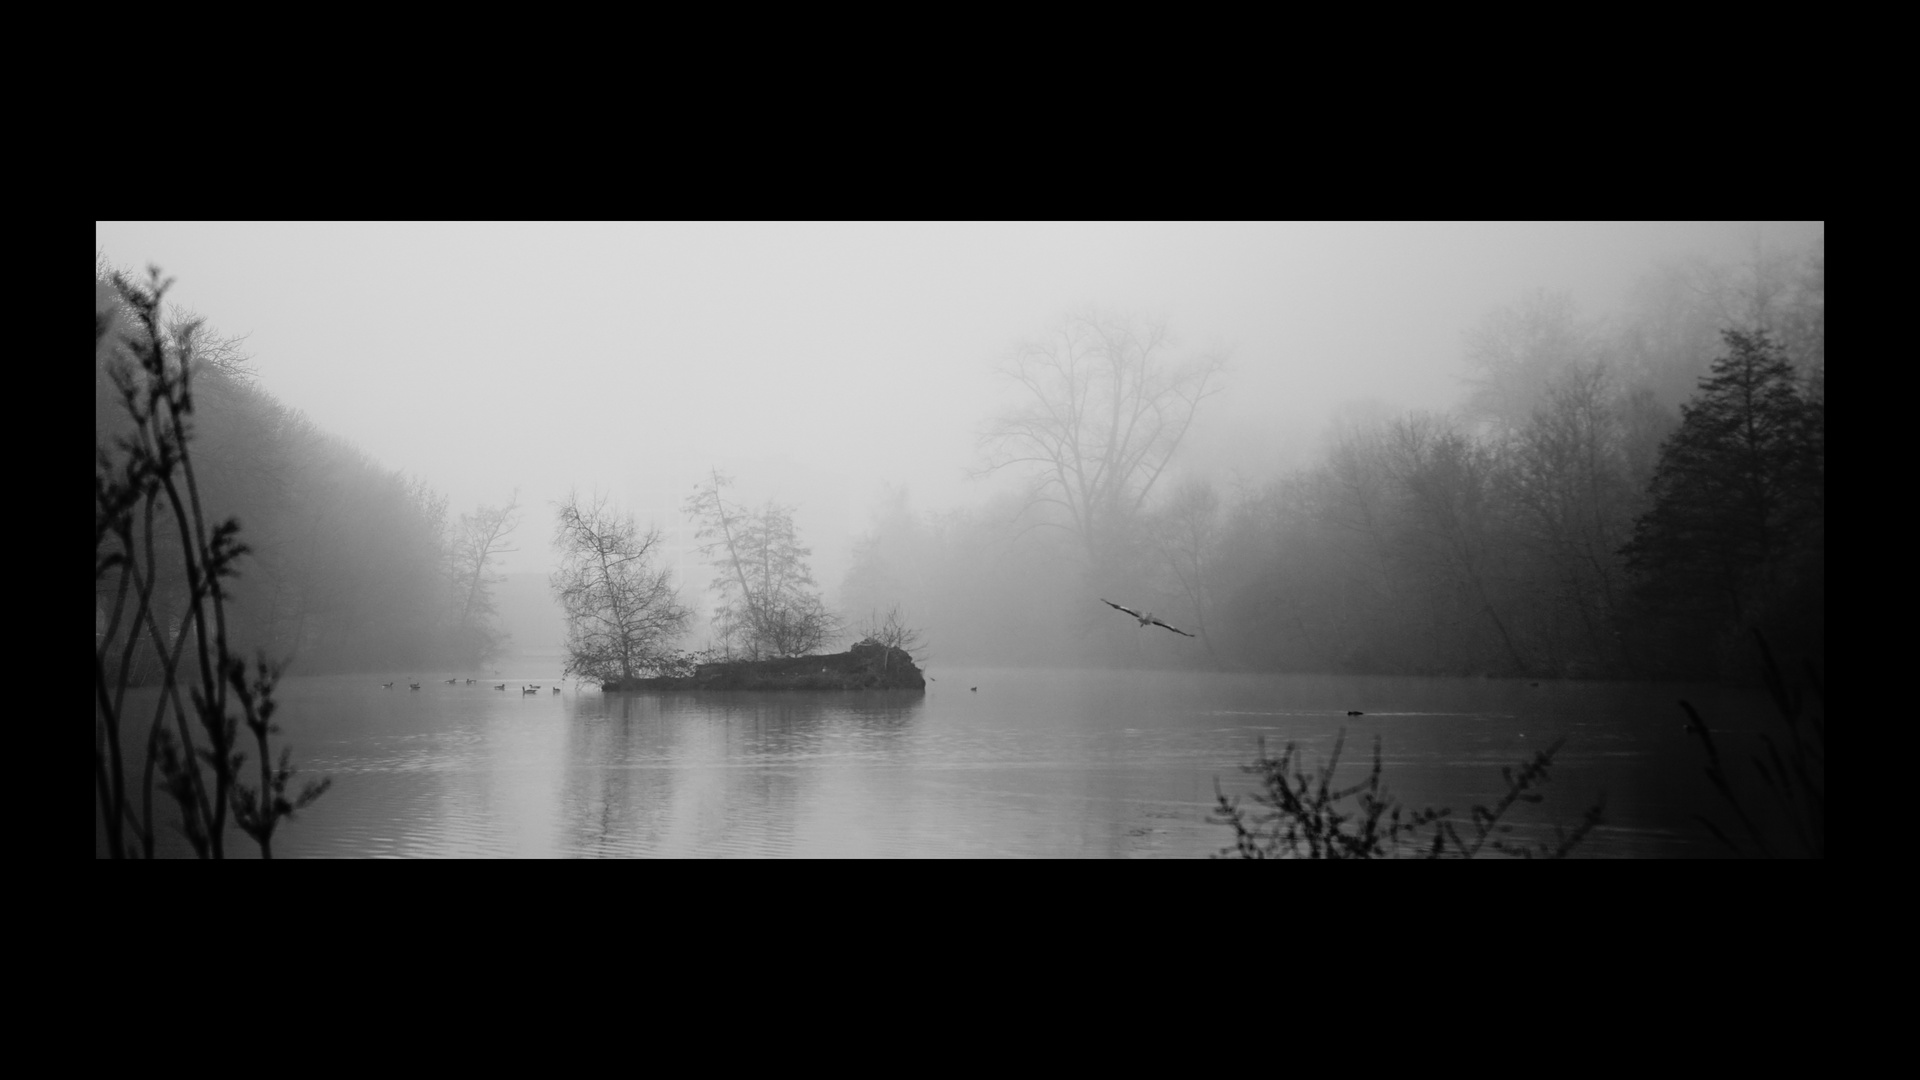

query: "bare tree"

left=1500, top=364, right=1640, bottom=666
left=550, top=491, right=690, bottom=683
left=1384, top=414, right=1529, bottom=674
left=685, top=470, right=837, bottom=659
left=978, top=310, right=1226, bottom=570
left=1149, top=477, right=1223, bottom=661
left=447, top=492, right=520, bottom=664
left=1460, top=290, right=1602, bottom=432
left=853, top=603, right=926, bottom=670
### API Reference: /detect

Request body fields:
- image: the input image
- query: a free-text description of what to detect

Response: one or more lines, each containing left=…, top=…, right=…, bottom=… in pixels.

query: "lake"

left=109, top=658, right=1783, bottom=858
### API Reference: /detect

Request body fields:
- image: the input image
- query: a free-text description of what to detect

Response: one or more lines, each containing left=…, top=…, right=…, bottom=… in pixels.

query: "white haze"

left=92, top=221, right=1823, bottom=597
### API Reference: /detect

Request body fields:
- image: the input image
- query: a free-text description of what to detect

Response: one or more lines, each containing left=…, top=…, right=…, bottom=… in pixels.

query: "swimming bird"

left=1347, top=710, right=1364, bottom=716
left=445, top=678, right=458, bottom=685
left=1099, top=599, right=1196, bottom=637
left=465, top=678, right=475, bottom=684
left=409, top=682, right=421, bottom=690
left=552, top=685, right=561, bottom=694
left=493, top=683, right=506, bottom=690
left=970, top=686, right=977, bottom=692
left=522, top=685, right=538, bottom=694
left=381, top=682, right=393, bottom=689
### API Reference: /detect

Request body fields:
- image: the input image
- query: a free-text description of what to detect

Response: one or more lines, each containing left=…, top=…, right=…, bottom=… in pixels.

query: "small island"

left=604, top=641, right=926, bottom=692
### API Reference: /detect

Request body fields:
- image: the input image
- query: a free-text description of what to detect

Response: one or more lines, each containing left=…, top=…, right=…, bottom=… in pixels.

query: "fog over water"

left=129, top=665, right=1771, bottom=858
left=95, top=222, right=1824, bottom=858
left=94, top=221, right=1819, bottom=595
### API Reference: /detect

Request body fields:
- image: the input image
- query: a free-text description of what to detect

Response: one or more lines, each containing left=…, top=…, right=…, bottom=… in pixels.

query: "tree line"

left=840, top=242, right=1824, bottom=682
left=98, top=239, right=1821, bottom=689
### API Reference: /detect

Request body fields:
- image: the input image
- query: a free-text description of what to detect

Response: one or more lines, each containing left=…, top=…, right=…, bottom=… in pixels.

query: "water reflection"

left=557, top=690, right=929, bottom=857
left=114, top=666, right=1770, bottom=858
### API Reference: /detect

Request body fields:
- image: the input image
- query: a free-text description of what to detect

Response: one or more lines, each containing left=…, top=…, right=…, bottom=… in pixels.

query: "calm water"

left=111, top=659, right=1780, bottom=858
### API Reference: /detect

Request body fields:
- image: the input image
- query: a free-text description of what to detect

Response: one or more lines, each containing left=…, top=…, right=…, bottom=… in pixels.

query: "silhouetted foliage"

left=95, top=268, right=328, bottom=858
left=1212, top=729, right=1604, bottom=859
left=1683, top=632, right=1824, bottom=858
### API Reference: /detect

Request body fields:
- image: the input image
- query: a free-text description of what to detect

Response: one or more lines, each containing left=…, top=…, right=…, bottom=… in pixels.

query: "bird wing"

left=1148, top=617, right=1196, bottom=637
left=1101, top=598, right=1144, bottom=619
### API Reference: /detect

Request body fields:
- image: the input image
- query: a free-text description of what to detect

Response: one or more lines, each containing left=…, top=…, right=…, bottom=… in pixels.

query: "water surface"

left=119, top=662, right=1777, bottom=858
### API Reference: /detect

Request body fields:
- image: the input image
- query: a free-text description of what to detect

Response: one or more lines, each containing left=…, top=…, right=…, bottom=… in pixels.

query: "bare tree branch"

left=978, top=310, right=1226, bottom=570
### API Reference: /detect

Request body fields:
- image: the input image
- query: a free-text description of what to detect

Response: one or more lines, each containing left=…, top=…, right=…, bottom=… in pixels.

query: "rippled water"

left=109, top=661, right=1776, bottom=858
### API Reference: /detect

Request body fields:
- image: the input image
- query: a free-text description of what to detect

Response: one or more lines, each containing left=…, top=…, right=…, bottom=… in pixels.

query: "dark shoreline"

left=604, top=642, right=925, bottom=692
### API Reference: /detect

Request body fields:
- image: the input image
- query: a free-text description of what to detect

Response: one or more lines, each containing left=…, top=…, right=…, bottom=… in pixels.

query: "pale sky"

left=94, top=221, right=1823, bottom=590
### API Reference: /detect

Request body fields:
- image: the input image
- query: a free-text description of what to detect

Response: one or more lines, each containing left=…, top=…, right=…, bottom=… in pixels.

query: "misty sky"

left=93, top=221, right=1823, bottom=589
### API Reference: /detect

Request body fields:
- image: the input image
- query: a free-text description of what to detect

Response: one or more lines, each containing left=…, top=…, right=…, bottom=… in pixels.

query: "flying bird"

left=1100, top=599, right=1196, bottom=637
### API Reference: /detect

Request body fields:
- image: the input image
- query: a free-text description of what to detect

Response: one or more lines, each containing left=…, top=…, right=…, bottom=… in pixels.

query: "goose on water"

left=522, top=685, right=539, bottom=694
left=493, top=683, right=506, bottom=690
left=1099, top=599, right=1196, bottom=637
left=381, top=682, right=394, bottom=689
left=409, top=682, right=421, bottom=690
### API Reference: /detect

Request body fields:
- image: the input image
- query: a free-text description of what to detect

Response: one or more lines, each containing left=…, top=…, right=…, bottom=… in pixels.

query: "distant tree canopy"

left=978, top=310, right=1226, bottom=576
left=447, top=495, right=521, bottom=663
left=842, top=242, right=1823, bottom=682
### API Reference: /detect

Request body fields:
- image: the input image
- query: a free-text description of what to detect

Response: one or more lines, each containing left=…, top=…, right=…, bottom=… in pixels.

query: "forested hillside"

left=94, top=269, right=518, bottom=677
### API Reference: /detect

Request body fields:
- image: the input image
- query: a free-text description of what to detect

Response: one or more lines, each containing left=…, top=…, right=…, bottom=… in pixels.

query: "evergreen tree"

left=1620, top=330, right=1823, bottom=675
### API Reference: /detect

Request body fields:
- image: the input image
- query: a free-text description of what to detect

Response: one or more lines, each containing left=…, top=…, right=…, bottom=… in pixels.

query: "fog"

left=94, top=221, right=1822, bottom=671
